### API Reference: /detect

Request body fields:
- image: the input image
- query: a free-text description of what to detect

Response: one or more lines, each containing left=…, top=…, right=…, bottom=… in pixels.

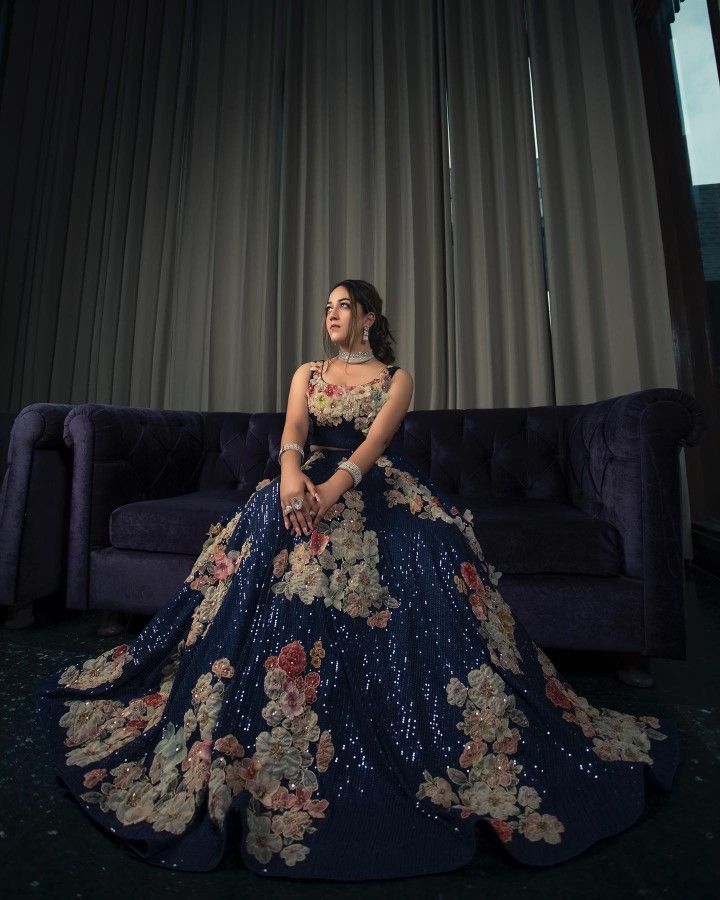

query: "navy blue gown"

left=36, top=361, right=679, bottom=880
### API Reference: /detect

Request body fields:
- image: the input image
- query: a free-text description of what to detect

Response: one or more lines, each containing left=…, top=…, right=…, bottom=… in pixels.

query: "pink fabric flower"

left=460, top=562, right=480, bottom=590
left=367, top=611, right=391, bottom=628
left=459, top=740, right=488, bottom=767
left=303, top=798, right=329, bottom=818
left=493, top=731, right=520, bottom=755
left=142, top=692, right=165, bottom=708
left=316, top=730, right=335, bottom=773
left=278, top=641, right=307, bottom=677
left=212, top=658, right=235, bottom=679
left=279, top=685, right=306, bottom=717
left=308, top=531, right=330, bottom=556
left=272, top=550, right=288, bottom=577
left=210, top=549, right=239, bottom=580
left=545, top=678, right=573, bottom=710
left=238, top=757, right=261, bottom=780
left=489, top=818, right=514, bottom=843
left=269, top=787, right=295, bottom=810
left=214, top=735, right=245, bottom=758
left=82, top=768, right=107, bottom=789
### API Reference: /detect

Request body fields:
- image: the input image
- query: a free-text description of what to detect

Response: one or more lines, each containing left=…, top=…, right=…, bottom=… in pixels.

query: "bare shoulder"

left=389, top=366, right=414, bottom=401
left=292, top=361, right=316, bottom=382
left=390, top=366, right=413, bottom=388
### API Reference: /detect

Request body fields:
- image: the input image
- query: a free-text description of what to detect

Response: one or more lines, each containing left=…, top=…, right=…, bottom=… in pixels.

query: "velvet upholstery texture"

left=0, top=413, right=16, bottom=485
left=62, top=388, right=705, bottom=657
left=0, top=404, right=73, bottom=606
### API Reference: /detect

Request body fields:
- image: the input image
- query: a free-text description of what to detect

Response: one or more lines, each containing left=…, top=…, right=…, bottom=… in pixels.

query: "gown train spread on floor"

left=36, top=362, right=679, bottom=880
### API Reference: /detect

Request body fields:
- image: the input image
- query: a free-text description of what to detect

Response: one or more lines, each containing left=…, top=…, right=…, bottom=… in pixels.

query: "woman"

left=37, top=279, right=678, bottom=880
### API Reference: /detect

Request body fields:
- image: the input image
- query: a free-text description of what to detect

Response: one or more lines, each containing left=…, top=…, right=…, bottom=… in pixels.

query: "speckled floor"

left=2, top=566, right=718, bottom=900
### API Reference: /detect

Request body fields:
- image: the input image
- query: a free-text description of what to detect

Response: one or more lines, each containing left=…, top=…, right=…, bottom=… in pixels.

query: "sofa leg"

left=616, top=653, right=654, bottom=688
left=3, top=599, right=35, bottom=629
left=97, top=610, right=130, bottom=637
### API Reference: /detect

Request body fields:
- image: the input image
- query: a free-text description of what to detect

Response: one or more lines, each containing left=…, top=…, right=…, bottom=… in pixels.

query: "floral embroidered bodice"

left=306, top=359, right=399, bottom=449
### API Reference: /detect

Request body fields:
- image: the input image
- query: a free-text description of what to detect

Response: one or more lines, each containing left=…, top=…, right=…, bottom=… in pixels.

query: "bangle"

left=279, top=442, right=305, bottom=462
left=337, top=460, right=362, bottom=487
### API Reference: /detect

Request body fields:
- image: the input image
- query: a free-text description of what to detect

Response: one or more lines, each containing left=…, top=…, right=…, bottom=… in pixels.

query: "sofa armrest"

left=566, top=387, right=706, bottom=657
left=63, top=404, right=205, bottom=609
left=0, top=412, right=17, bottom=484
left=0, top=403, right=73, bottom=606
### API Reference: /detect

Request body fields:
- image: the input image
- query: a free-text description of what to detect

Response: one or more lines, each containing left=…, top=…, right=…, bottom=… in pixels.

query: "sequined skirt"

left=36, top=445, right=679, bottom=879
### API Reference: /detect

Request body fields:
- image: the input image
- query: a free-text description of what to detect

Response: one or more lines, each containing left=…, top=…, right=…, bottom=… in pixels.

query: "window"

left=670, top=0, right=720, bottom=384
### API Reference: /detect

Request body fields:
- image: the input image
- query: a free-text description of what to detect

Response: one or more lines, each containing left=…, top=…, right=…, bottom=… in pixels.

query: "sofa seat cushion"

left=110, top=489, right=252, bottom=555
left=111, top=490, right=620, bottom=575
left=449, top=496, right=621, bottom=576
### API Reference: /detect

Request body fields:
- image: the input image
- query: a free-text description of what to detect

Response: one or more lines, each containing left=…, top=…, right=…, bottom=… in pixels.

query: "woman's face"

left=325, top=287, right=373, bottom=349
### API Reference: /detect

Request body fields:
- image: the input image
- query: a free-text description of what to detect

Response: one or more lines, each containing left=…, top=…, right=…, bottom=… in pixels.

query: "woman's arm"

left=278, top=363, right=318, bottom=535
left=279, top=363, right=312, bottom=475
left=323, top=368, right=414, bottom=498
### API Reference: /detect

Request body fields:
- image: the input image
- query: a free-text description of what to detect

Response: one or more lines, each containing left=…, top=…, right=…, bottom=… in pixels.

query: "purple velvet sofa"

left=62, top=388, right=705, bottom=660
left=0, top=403, right=73, bottom=614
left=0, top=413, right=16, bottom=485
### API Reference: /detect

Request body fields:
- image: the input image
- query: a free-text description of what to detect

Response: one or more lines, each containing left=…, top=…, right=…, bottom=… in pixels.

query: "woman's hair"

left=321, top=279, right=396, bottom=375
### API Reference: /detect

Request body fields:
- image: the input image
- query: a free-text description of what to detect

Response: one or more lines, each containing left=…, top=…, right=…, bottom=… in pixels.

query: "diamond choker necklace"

left=336, top=348, right=376, bottom=364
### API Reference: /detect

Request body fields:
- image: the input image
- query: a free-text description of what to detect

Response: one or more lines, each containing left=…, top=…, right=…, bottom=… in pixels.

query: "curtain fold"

left=527, top=0, right=678, bottom=405
left=443, top=0, right=553, bottom=408
left=163, top=0, right=286, bottom=412
left=272, top=0, right=452, bottom=410
left=0, top=0, right=196, bottom=411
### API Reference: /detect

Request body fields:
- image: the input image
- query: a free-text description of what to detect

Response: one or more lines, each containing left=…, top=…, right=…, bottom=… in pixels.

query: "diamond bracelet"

left=337, top=460, right=362, bottom=487
left=279, top=441, right=305, bottom=462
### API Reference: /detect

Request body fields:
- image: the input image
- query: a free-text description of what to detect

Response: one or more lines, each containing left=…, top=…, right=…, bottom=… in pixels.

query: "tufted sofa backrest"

left=198, top=412, right=254, bottom=488
left=199, top=412, right=292, bottom=493
left=197, top=406, right=576, bottom=503
left=399, top=407, right=574, bottom=500
left=67, top=403, right=604, bottom=509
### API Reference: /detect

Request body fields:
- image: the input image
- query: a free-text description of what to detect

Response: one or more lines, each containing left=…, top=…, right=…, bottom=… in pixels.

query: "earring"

left=362, top=324, right=369, bottom=343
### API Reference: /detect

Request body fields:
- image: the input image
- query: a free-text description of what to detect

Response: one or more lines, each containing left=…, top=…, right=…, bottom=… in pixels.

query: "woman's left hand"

left=305, top=481, right=343, bottom=529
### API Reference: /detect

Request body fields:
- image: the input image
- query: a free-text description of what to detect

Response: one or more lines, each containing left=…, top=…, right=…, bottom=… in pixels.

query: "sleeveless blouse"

left=306, top=359, right=400, bottom=451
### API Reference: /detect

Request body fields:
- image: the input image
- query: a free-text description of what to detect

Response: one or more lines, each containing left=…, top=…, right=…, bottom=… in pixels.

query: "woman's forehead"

left=327, top=288, right=352, bottom=303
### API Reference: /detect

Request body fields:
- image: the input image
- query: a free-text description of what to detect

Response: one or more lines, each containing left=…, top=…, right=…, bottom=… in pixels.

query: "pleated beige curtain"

left=273, top=0, right=452, bottom=410
left=171, top=0, right=456, bottom=411
left=443, top=0, right=553, bottom=408
left=162, top=0, right=287, bottom=412
left=0, top=0, right=196, bottom=411
left=526, top=0, right=678, bottom=406
left=0, top=0, right=681, bottom=421
left=0, top=0, right=554, bottom=414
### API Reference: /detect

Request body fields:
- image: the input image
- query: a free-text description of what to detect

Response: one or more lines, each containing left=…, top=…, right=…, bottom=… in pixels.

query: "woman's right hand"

left=280, top=472, right=319, bottom=536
